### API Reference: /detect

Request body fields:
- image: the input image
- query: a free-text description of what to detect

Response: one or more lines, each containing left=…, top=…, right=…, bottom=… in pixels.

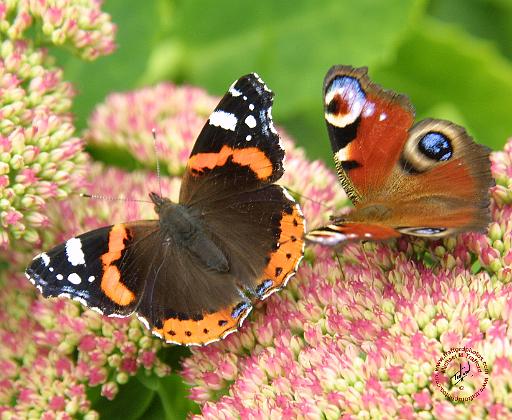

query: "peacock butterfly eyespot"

left=418, top=132, right=453, bottom=162
left=325, top=76, right=367, bottom=128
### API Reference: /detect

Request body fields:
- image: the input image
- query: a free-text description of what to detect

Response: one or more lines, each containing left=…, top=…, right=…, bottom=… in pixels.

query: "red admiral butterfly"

left=26, top=74, right=305, bottom=346
left=307, top=66, right=493, bottom=245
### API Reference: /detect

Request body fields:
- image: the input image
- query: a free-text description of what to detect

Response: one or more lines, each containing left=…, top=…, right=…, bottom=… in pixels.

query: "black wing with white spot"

left=26, top=222, right=158, bottom=316
left=179, top=73, right=285, bottom=206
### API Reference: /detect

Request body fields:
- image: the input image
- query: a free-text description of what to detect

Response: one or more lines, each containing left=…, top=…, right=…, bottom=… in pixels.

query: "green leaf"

left=373, top=18, right=512, bottom=150
left=157, top=345, right=192, bottom=371
left=134, top=346, right=198, bottom=419
left=144, top=0, right=426, bottom=161
left=135, top=373, right=199, bottom=420
left=93, top=376, right=155, bottom=420
left=155, top=374, right=200, bottom=420
left=51, top=0, right=162, bottom=131
left=138, top=396, right=167, bottom=420
left=429, top=0, right=512, bottom=60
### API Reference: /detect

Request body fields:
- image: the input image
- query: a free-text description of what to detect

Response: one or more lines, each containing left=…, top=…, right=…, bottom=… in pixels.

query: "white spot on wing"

left=379, top=113, right=387, bottom=121
left=363, top=102, right=375, bottom=117
left=253, top=73, right=271, bottom=92
left=246, top=135, right=252, bottom=141
left=88, top=276, right=95, bottom=282
left=229, top=83, right=242, bottom=97
left=72, top=296, right=87, bottom=306
left=335, top=149, right=348, bottom=162
left=267, top=107, right=278, bottom=135
left=137, top=314, right=150, bottom=330
left=68, top=273, right=81, bottom=284
left=41, top=253, right=50, bottom=266
left=249, top=104, right=255, bottom=111
left=26, top=273, right=35, bottom=285
left=56, top=274, right=63, bottom=280
left=209, top=111, right=237, bottom=131
left=65, top=238, right=86, bottom=266
left=108, top=313, right=127, bottom=319
left=280, top=186, right=295, bottom=203
left=49, top=267, right=54, bottom=272
left=245, top=115, right=257, bottom=129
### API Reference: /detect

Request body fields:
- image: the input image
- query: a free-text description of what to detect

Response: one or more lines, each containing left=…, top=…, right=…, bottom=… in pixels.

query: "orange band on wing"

left=256, top=202, right=305, bottom=298
left=153, top=303, right=251, bottom=345
left=188, top=145, right=273, bottom=180
left=100, top=224, right=135, bottom=306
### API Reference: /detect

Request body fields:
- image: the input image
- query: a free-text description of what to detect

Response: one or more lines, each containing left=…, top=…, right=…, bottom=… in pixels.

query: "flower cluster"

left=0, top=0, right=116, bottom=60
left=0, top=39, right=86, bottom=249
left=182, top=140, right=512, bottom=419
left=0, top=165, right=175, bottom=419
left=466, top=141, right=512, bottom=281
left=0, top=0, right=117, bottom=250
left=86, top=82, right=220, bottom=175
left=1, top=77, right=348, bottom=416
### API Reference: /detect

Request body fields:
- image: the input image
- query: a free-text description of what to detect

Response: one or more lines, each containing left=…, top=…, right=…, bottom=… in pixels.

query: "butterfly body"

left=150, top=193, right=229, bottom=272
left=26, top=74, right=305, bottom=346
left=307, top=66, right=493, bottom=245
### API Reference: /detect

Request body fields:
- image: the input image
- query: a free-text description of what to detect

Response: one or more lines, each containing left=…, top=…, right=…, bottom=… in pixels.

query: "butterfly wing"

left=142, top=185, right=304, bottom=345
left=179, top=73, right=284, bottom=206
left=26, top=221, right=253, bottom=345
left=26, top=222, right=159, bottom=316
left=177, top=73, right=304, bottom=312
left=307, top=66, right=493, bottom=246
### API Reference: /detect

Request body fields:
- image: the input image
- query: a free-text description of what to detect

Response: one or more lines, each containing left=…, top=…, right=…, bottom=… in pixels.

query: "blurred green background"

left=55, top=0, right=512, bottom=166
left=52, top=0, right=512, bottom=417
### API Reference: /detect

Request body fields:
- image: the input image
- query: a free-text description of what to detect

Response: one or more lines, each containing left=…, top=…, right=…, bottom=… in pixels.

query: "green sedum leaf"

left=145, top=0, right=426, bottom=161
left=93, top=375, right=155, bottom=420
left=374, top=17, right=512, bottom=150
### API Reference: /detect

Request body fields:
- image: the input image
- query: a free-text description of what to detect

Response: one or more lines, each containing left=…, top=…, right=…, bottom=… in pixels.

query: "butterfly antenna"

left=152, top=128, right=163, bottom=197
left=79, top=193, right=152, bottom=204
left=360, top=242, right=377, bottom=288
left=334, top=251, right=346, bottom=281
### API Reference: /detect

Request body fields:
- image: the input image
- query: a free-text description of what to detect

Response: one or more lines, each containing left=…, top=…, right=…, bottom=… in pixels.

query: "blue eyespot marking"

left=418, top=132, right=452, bottom=161
left=411, top=228, right=446, bottom=235
left=326, top=77, right=366, bottom=115
left=255, top=278, right=273, bottom=298
left=231, top=301, right=251, bottom=318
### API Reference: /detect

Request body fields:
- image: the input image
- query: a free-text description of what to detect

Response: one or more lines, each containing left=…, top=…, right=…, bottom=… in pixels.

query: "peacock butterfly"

left=307, top=65, right=493, bottom=246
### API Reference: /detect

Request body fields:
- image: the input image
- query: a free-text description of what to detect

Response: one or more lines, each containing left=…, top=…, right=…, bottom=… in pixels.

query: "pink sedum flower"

left=0, top=39, right=88, bottom=248
left=0, top=0, right=117, bottom=249
left=0, top=164, right=175, bottom=418
left=2, top=77, right=347, bottom=416
left=182, top=139, right=512, bottom=419
left=0, top=0, right=116, bottom=60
